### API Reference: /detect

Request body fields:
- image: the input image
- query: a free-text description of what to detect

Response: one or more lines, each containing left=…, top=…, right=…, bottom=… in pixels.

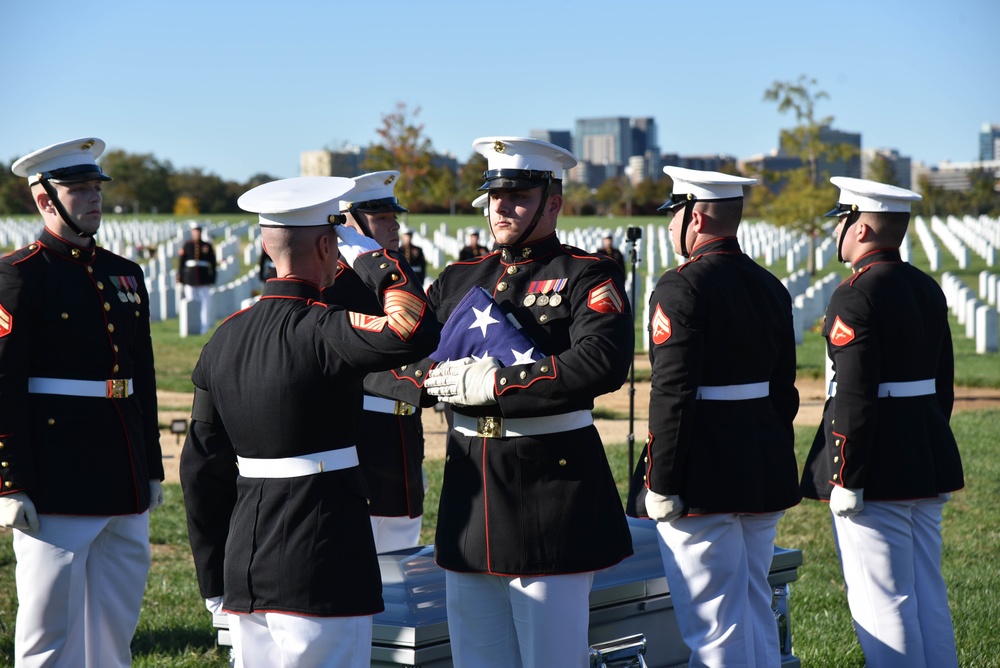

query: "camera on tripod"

left=626, top=226, right=642, bottom=241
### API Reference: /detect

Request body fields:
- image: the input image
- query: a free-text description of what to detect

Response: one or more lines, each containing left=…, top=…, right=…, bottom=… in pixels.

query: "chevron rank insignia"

left=829, top=316, right=855, bottom=346
left=0, top=303, right=11, bottom=338
left=588, top=279, right=624, bottom=314
left=651, top=304, right=671, bottom=344
left=349, top=312, right=387, bottom=333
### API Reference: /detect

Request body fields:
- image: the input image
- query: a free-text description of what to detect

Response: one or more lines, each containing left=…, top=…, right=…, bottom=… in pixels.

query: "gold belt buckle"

left=394, top=401, right=414, bottom=417
left=477, top=416, right=503, bottom=438
left=106, top=379, right=128, bottom=399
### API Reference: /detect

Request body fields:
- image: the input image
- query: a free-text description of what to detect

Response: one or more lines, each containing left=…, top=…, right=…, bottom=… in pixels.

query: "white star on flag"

left=468, top=303, right=500, bottom=337
left=511, top=347, right=536, bottom=365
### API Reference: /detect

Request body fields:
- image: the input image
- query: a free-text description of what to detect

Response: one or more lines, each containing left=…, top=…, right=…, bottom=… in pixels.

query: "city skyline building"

left=979, top=123, right=1000, bottom=161
left=300, top=119, right=997, bottom=197
left=862, top=148, right=912, bottom=190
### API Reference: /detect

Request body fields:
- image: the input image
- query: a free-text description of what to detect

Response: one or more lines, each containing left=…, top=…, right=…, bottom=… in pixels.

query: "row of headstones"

left=938, top=215, right=998, bottom=266
left=928, top=216, right=972, bottom=269
left=911, top=216, right=943, bottom=271
left=923, top=215, right=998, bottom=270
left=941, top=272, right=999, bottom=353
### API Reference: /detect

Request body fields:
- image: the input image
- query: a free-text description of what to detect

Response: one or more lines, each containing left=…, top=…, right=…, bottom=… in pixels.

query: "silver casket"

left=215, top=518, right=802, bottom=668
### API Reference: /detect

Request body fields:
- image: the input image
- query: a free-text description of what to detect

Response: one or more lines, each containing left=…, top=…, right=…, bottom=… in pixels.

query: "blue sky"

left=2, top=0, right=997, bottom=184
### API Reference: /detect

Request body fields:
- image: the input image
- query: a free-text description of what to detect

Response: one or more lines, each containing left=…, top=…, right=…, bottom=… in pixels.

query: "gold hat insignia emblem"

left=493, top=140, right=506, bottom=154
left=81, top=140, right=95, bottom=150
left=384, top=175, right=395, bottom=185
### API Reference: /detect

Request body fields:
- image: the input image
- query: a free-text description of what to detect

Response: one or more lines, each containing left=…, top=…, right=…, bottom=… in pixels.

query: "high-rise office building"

left=530, top=130, right=573, bottom=154
left=777, top=126, right=862, bottom=179
left=572, top=117, right=660, bottom=187
left=979, top=123, right=1000, bottom=161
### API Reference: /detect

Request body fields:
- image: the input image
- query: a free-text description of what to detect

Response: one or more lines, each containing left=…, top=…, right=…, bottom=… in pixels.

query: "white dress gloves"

left=830, top=486, right=865, bottom=517
left=205, top=596, right=225, bottom=615
left=645, top=489, right=684, bottom=522
left=149, top=480, right=165, bottom=512
left=425, top=357, right=500, bottom=406
left=0, top=492, right=40, bottom=533
left=334, top=225, right=381, bottom=268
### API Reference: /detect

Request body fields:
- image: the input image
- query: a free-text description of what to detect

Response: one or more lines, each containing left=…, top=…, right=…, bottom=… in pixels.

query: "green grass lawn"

left=1, top=409, right=995, bottom=666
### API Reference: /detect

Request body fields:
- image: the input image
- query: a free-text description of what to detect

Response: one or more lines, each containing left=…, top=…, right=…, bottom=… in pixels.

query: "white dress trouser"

left=445, top=570, right=594, bottom=668
left=13, top=512, right=151, bottom=668
left=832, top=495, right=958, bottom=668
left=227, top=612, right=373, bottom=668
left=656, top=512, right=783, bottom=668
left=370, top=515, right=422, bottom=553
left=182, top=284, right=212, bottom=333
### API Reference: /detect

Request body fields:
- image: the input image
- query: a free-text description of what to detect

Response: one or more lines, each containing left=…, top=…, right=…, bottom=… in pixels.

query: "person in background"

left=322, top=170, right=430, bottom=553
left=177, top=220, right=217, bottom=334
left=595, top=233, right=625, bottom=272
left=0, top=136, right=164, bottom=668
left=258, top=248, right=277, bottom=282
left=627, top=166, right=800, bottom=667
left=181, top=175, right=439, bottom=667
left=801, top=176, right=964, bottom=668
left=457, top=228, right=489, bottom=261
left=400, top=227, right=427, bottom=285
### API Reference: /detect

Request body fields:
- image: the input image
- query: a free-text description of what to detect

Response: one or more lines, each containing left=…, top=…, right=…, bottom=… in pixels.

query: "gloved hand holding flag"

left=426, top=287, right=546, bottom=406
left=429, top=287, right=546, bottom=367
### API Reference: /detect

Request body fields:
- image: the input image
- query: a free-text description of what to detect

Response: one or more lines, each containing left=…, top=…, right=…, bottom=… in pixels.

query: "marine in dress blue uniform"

left=626, top=166, right=801, bottom=667
left=180, top=176, right=439, bottom=668
left=801, top=177, right=964, bottom=668
left=176, top=221, right=217, bottom=334
left=400, top=228, right=427, bottom=285
left=322, top=170, right=427, bottom=552
left=415, top=137, right=634, bottom=668
left=0, top=137, right=164, bottom=668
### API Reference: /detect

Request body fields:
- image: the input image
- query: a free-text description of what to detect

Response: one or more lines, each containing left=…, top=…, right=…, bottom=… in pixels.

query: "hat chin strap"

left=39, top=178, right=93, bottom=239
left=678, top=200, right=695, bottom=258
left=494, top=179, right=553, bottom=249
left=836, top=211, right=860, bottom=263
left=347, top=206, right=376, bottom=240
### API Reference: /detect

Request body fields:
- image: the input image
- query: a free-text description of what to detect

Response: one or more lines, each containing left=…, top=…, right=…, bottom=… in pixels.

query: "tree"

left=101, top=150, right=174, bottom=214
left=456, top=152, right=488, bottom=211
left=594, top=177, right=625, bottom=217
left=632, top=176, right=674, bottom=216
left=561, top=181, right=594, bottom=216
left=168, top=168, right=236, bottom=214
left=0, top=157, right=34, bottom=215
left=364, top=102, right=442, bottom=212
left=866, top=154, right=898, bottom=186
left=965, top=168, right=1000, bottom=217
left=762, top=76, right=846, bottom=274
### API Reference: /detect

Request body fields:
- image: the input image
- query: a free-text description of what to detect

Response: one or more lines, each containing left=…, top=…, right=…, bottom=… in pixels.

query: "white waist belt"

left=237, top=446, right=359, bottom=479
left=185, top=260, right=212, bottom=267
left=453, top=410, right=593, bottom=438
left=28, top=377, right=134, bottom=399
left=828, top=379, right=936, bottom=398
left=363, top=394, right=416, bottom=416
left=696, top=381, right=769, bottom=401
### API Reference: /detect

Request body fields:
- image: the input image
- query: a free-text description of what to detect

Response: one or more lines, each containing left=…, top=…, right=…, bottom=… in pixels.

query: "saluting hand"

left=335, top=225, right=381, bottom=268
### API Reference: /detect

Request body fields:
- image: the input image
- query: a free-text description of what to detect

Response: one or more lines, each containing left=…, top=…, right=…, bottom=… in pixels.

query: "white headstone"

left=975, top=305, right=999, bottom=353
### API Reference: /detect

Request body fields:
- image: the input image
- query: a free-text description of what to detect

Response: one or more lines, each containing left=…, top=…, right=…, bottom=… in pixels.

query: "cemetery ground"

left=0, top=213, right=998, bottom=665
left=1, top=347, right=998, bottom=666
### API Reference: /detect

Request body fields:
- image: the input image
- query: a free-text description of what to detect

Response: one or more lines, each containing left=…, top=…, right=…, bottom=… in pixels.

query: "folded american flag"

left=431, top=287, right=545, bottom=367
